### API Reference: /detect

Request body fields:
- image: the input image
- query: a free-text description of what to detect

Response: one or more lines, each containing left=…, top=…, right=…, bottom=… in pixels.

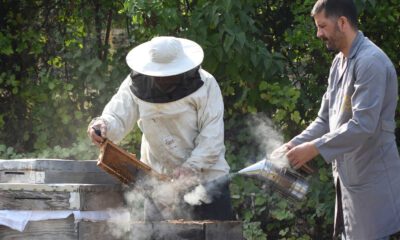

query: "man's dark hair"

left=311, top=0, right=358, bottom=29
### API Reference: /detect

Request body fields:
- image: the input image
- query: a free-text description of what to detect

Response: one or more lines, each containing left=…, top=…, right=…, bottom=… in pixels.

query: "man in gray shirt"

left=277, top=0, right=400, bottom=239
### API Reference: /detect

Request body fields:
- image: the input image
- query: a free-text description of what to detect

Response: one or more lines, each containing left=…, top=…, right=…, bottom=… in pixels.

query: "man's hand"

left=271, top=142, right=295, bottom=159
left=87, top=118, right=107, bottom=147
left=172, top=166, right=197, bottom=180
left=286, top=142, right=319, bottom=170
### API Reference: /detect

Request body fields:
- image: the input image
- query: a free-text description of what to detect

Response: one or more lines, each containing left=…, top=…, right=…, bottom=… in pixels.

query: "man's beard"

left=323, top=38, right=338, bottom=52
left=322, top=24, right=343, bottom=52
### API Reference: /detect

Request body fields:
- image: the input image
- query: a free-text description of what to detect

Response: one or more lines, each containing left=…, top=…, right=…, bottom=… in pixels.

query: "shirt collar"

left=348, top=31, right=364, bottom=59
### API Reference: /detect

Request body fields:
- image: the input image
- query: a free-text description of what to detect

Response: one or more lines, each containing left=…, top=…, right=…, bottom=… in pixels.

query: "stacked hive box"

left=127, top=220, right=243, bottom=240
left=0, top=159, right=124, bottom=240
left=95, top=140, right=244, bottom=239
left=0, top=159, right=244, bottom=240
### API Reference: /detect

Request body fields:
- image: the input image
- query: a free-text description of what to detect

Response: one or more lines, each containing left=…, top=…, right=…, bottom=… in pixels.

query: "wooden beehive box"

left=0, top=159, right=118, bottom=184
left=127, top=220, right=244, bottom=240
left=0, top=216, right=117, bottom=240
left=0, top=159, right=125, bottom=211
left=0, top=183, right=123, bottom=211
left=0, top=159, right=126, bottom=240
left=0, top=220, right=243, bottom=240
left=0, top=159, right=244, bottom=240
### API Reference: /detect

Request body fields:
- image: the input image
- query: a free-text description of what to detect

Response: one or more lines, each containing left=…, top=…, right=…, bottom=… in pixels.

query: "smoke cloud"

left=183, top=184, right=212, bottom=206
left=106, top=208, right=132, bottom=239
left=105, top=175, right=202, bottom=239
left=178, top=114, right=291, bottom=214
left=105, top=113, right=289, bottom=238
left=247, top=113, right=289, bottom=168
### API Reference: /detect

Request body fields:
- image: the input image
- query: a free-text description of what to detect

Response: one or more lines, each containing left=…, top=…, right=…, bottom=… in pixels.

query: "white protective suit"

left=100, top=68, right=230, bottom=181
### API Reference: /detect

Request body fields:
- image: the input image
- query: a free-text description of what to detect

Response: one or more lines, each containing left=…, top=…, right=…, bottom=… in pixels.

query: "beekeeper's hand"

left=286, top=142, right=319, bottom=170
left=87, top=117, right=107, bottom=146
left=172, top=166, right=194, bottom=180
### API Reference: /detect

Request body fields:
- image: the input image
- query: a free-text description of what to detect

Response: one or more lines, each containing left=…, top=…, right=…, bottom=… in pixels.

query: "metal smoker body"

left=238, top=159, right=309, bottom=200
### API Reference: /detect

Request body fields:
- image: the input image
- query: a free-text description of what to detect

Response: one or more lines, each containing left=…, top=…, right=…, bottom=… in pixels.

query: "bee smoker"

left=237, top=158, right=310, bottom=201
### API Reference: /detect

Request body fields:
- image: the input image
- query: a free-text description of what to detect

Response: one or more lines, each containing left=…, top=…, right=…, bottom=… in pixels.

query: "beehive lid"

left=0, top=159, right=118, bottom=184
left=0, top=183, right=122, bottom=192
left=0, top=159, right=102, bottom=172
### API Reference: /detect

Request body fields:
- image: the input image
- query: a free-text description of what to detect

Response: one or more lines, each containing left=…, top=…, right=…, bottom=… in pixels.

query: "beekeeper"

left=276, top=0, right=400, bottom=239
left=87, top=36, right=233, bottom=221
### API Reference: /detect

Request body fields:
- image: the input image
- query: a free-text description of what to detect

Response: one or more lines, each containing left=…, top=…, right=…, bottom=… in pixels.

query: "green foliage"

left=0, top=0, right=128, bottom=155
left=1, top=0, right=399, bottom=239
left=243, top=221, right=268, bottom=240
left=121, top=0, right=297, bottom=116
left=0, top=136, right=98, bottom=160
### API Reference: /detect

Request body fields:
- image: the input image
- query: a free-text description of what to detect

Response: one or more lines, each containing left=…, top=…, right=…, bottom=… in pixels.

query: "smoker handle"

left=300, top=163, right=314, bottom=174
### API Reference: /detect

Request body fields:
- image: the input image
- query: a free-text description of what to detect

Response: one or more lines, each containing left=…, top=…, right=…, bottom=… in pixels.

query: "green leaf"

left=255, top=196, right=266, bottom=206
left=0, top=145, right=6, bottom=153
left=48, top=82, right=56, bottom=90
left=259, top=81, right=268, bottom=91
left=0, top=32, right=14, bottom=55
left=236, top=31, right=246, bottom=48
left=368, top=0, right=376, bottom=7
left=65, top=84, right=74, bottom=91
left=223, top=35, right=235, bottom=52
left=290, top=111, right=301, bottom=123
left=250, top=53, right=259, bottom=67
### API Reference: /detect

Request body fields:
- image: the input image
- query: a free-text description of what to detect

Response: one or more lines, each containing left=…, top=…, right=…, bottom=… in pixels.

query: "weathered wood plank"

left=43, top=171, right=118, bottom=184
left=0, top=159, right=118, bottom=184
left=0, top=219, right=244, bottom=240
left=0, top=220, right=123, bottom=240
left=0, top=159, right=100, bottom=172
left=0, top=215, right=78, bottom=240
left=0, top=183, right=122, bottom=192
left=0, top=184, right=124, bottom=210
left=0, top=171, right=117, bottom=184
left=128, top=221, right=205, bottom=240
left=205, top=221, right=243, bottom=240
left=0, top=190, right=71, bottom=210
left=78, top=221, right=119, bottom=240
left=79, top=191, right=125, bottom=210
left=123, top=220, right=244, bottom=240
left=152, top=221, right=205, bottom=240
left=0, top=170, right=45, bottom=183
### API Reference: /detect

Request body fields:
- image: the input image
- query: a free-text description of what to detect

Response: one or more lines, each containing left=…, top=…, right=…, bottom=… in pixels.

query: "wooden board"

left=0, top=215, right=78, bottom=240
left=0, top=218, right=118, bottom=240
left=127, top=220, right=243, bottom=240
left=0, top=219, right=243, bottom=240
left=129, top=221, right=205, bottom=240
left=0, top=159, right=118, bottom=184
left=0, top=183, right=124, bottom=210
left=204, top=221, right=244, bottom=240
left=78, top=221, right=119, bottom=240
